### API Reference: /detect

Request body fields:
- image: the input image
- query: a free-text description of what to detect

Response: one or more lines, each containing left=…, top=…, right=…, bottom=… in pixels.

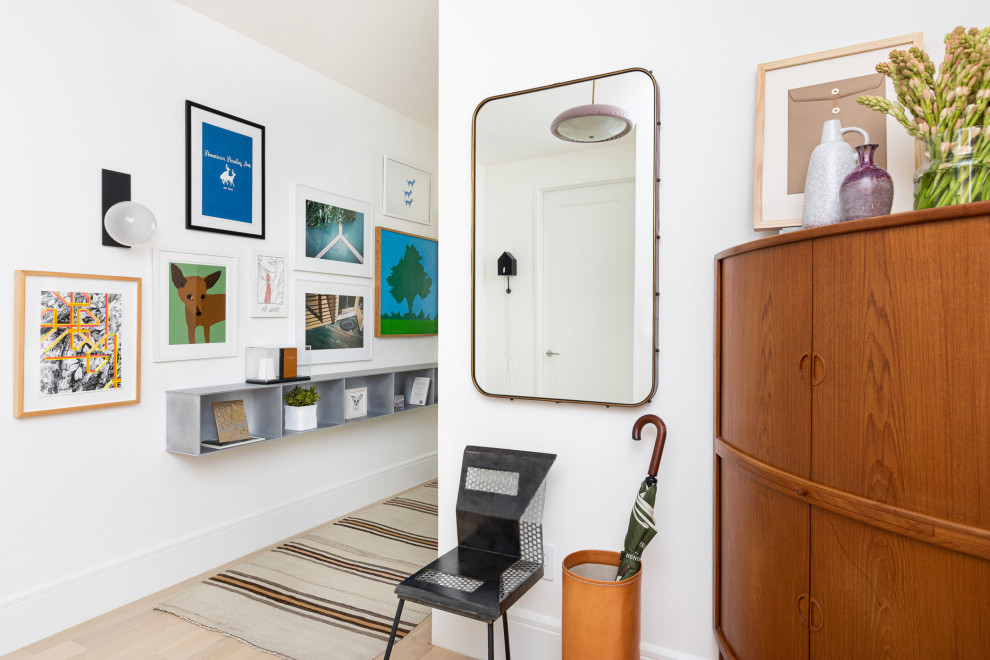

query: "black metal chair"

left=383, top=446, right=556, bottom=660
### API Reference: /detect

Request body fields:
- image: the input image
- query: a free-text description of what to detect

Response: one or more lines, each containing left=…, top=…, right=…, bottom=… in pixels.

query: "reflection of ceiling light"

left=551, top=80, right=633, bottom=143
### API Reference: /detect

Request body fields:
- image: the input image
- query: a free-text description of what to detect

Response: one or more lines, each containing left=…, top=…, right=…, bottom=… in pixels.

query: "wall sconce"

left=102, top=169, right=157, bottom=247
left=497, top=251, right=517, bottom=293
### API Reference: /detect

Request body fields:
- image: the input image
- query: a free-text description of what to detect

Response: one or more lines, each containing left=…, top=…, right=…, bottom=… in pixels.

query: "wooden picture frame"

left=383, top=156, right=432, bottom=225
left=186, top=101, right=265, bottom=238
left=754, top=33, right=923, bottom=230
left=153, top=249, right=238, bottom=362
left=375, top=228, right=438, bottom=337
left=296, top=279, right=373, bottom=364
left=294, top=184, right=373, bottom=278
left=14, top=270, right=141, bottom=418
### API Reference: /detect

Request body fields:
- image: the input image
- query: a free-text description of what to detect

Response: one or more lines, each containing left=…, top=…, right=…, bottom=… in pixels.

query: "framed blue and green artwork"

left=375, top=228, right=438, bottom=337
left=294, top=185, right=373, bottom=278
left=185, top=101, right=265, bottom=238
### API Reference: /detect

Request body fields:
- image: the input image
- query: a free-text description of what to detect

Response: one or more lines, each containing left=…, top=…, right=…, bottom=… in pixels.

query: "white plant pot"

left=284, top=404, right=317, bottom=431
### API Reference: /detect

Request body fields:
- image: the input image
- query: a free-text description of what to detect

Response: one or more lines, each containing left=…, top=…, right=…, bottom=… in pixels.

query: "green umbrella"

left=616, top=415, right=667, bottom=581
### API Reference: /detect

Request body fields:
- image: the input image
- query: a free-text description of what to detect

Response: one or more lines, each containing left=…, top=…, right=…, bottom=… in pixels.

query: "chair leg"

left=487, top=621, right=495, bottom=660
left=502, top=613, right=511, bottom=660
left=383, top=599, right=405, bottom=660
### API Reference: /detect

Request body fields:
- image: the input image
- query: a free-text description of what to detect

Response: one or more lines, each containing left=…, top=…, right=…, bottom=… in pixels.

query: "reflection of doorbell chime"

left=497, top=252, right=517, bottom=293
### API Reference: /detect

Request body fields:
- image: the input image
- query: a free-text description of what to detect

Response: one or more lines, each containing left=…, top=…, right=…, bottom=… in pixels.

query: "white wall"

left=0, top=1, right=438, bottom=653
left=438, top=3, right=990, bottom=659
left=479, top=143, right=634, bottom=396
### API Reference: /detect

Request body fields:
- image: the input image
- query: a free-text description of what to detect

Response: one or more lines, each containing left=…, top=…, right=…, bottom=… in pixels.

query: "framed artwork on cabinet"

left=754, top=33, right=923, bottom=230
left=383, top=156, right=431, bottom=225
left=14, top=270, right=141, bottom=418
left=294, top=184, right=373, bottom=278
left=154, top=249, right=238, bottom=362
left=375, top=228, right=438, bottom=337
left=296, top=279, right=372, bottom=364
left=186, top=101, right=265, bottom=238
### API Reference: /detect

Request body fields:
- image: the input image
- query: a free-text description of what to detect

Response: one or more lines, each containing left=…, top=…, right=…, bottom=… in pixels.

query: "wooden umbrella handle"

left=631, top=414, right=667, bottom=478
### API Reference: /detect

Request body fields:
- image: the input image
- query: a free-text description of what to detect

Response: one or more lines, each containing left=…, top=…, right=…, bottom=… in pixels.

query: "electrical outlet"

left=543, top=543, right=555, bottom=581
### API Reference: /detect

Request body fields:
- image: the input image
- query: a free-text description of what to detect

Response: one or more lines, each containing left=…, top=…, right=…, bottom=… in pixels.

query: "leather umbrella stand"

left=561, top=549, right=641, bottom=659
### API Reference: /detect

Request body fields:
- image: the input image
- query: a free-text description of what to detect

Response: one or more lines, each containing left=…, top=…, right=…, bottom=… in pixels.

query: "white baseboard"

left=504, top=608, right=712, bottom=660
left=0, top=452, right=438, bottom=655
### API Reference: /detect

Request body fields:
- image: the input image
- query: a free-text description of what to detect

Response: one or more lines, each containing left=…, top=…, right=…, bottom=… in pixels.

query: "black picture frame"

left=185, top=101, right=266, bottom=239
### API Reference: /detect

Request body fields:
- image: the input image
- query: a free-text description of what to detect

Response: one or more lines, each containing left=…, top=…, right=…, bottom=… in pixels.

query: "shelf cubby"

left=166, top=363, right=437, bottom=455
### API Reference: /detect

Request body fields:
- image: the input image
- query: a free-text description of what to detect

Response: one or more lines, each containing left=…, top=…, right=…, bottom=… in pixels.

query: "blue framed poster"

left=186, top=101, right=265, bottom=238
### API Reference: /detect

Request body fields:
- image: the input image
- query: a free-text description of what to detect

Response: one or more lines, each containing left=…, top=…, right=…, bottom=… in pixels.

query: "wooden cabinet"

left=714, top=202, right=990, bottom=659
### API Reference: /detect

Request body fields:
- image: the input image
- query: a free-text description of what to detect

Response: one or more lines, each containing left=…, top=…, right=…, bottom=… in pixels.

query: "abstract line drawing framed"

left=754, top=33, right=923, bottom=229
left=186, top=101, right=265, bottom=238
left=383, top=156, right=431, bottom=225
left=375, top=228, right=438, bottom=337
left=14, top=270, right=141, bottom=418
left=294, top=184, right=373, bottom=278
left=296, top=279, right=372, bottom=364
left=251, top=250, right=288, bottom=318
left=154, top=249, right=238, bottom=362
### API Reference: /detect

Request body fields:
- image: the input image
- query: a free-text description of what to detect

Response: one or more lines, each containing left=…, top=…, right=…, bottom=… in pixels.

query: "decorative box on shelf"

left=245, top=346, right=312, bottom=384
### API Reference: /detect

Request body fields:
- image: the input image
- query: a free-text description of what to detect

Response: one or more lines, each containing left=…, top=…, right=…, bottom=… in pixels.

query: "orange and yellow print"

left=39, top=290, right=123, bottom=396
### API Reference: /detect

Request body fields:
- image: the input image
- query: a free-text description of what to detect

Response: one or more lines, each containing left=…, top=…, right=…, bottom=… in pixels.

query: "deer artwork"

left=170, top=263, right=226, bottom=343
left=219, top=165, right=236, bottom=188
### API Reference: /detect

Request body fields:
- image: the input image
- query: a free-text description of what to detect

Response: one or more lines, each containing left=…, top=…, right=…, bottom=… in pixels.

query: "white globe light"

left=104, top=201, right=157, bottom=246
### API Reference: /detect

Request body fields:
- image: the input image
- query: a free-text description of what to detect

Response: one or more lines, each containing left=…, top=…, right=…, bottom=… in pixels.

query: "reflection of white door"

left=540, top=180, right=635, bottom=402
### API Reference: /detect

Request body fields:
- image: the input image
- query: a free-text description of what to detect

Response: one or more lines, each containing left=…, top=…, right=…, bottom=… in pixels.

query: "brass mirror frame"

left=470, top=67, right=659, bottom=407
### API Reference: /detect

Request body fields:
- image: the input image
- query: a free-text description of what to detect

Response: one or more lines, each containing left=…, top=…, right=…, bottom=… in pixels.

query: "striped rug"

left=156, top=480, right=439, bottom=660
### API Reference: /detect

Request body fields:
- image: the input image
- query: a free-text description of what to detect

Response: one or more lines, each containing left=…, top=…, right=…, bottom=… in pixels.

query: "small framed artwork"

left=296, top=279, right=372, bottom=363
left=344, top=386, right=368, bottom=419
left=14, top=270, right=141, bottom=418
left=186, top=101, right=265, bottom=238
left=295, top=185, right=372, bottom=278
left=154, top=249, right=238, bottom=362
left=251, top=250, right=287, bottom=317
left=212, top=400, right=251, bottom=443
left=383, top=156, right=431, bottom=225
left=754, top=33, right=923, bottom=230
left=375, top=228, right=438, bottom=337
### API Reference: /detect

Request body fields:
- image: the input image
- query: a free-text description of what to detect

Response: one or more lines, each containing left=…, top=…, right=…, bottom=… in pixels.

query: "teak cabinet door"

left=719, top=242, right=813, bottom=478
left=718, top=463, right=810, bottom=660
left=812, top=220, right=990, bottom=529
left=811, top=509, right=990, bottom=658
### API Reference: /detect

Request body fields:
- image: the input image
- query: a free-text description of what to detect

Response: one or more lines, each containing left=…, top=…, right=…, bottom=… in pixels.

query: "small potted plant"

left=283, top=385, right=320, bottom=431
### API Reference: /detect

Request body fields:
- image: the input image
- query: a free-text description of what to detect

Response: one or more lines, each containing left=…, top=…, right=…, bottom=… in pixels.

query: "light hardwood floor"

left=2, top=487, right=472, bottom=660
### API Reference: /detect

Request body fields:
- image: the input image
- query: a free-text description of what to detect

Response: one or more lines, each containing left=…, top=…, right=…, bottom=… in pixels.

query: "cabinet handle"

left=810, top=597, right=824, bottom=632
left=796, top=594, right=810, bottom=627
left=798, top=353, right=812, bottom=385
left=811, top=353, right=826, bottom=386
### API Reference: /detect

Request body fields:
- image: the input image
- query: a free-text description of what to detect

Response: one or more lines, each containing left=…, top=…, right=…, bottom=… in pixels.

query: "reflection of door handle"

left=545, top=350, right=560, bottom=357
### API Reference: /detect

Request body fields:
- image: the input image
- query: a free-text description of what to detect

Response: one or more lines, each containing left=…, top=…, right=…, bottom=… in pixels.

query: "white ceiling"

left=174, top=0, right=439, bottom=129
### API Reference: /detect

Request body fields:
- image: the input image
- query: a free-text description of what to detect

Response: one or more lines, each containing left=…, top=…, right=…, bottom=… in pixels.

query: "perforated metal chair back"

left=382, top=446, right=556, bottom=660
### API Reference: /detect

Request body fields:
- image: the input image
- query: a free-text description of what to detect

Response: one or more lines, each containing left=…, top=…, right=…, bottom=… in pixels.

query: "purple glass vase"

left=839, top=144, right=894, bottom=222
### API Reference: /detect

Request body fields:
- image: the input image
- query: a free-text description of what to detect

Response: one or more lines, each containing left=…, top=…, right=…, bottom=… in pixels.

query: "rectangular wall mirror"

left=472, top=68, right=659, bottom=406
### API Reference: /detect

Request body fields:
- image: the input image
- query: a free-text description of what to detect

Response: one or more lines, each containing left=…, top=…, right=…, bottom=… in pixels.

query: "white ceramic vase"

left=284, top=404, right=317, bottom=431
left=802, top=119, right=869, bottom=228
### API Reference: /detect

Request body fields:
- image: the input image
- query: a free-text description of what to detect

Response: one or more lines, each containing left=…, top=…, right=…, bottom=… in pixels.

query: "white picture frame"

left=251, top=250, right=288, bottom=317
left=383, top=156, right=431, bottom=225
left=154, top=249, right=238, bottom=362
left=344, top=386, right=369, bottom=419
left=295, top=279, right=373, bottom=364
left=294, top=184, right=373, bottom=278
